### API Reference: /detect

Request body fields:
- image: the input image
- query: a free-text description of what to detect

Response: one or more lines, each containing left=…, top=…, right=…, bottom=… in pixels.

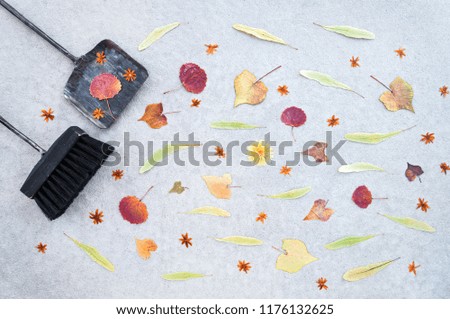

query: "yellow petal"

left=234, top=70, right=268, bottom=107
left=135, top=238, right=158, bottom=260
left=276, top=239, right=317, bottom=273
left=202, top=174, right=232, bottom=199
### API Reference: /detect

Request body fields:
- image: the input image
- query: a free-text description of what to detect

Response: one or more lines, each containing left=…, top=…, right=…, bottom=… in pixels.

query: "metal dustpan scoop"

left=0, top=0, right=148, bottom=129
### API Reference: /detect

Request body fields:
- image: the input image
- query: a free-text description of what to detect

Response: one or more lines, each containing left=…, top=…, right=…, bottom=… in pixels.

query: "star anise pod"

left=316, top=277, right=328, bottom=290
left=36, top=242, right=47, bottom=254
left=96, top=51, right=106, bottom=64
left=41, top=108, right=55, bottom=122
left=237, top=260, right=251, bottom=273
left=123, top=68, right=137, bottom=82
left=179, top=233, right=192, bottom=248
left=420, top=132, right=435, bottom=144
left=416, top=198, right=430, bottom=212
left=89, top=209, right=104, bottom=224
left=112, top=169, right=124, bottom=181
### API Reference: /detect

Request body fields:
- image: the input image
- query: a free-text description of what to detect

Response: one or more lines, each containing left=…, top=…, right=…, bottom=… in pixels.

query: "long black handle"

left=0, top=115, right=46, bottom=154
left=0, top=0, right=78, bottom=63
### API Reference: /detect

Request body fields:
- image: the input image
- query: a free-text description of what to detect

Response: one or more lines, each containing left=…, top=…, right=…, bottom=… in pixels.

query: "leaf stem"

left=351, top=90, right=365, bottom=99
left=313, top=22, right=324, bottom=28
left=140, top=185, right=154, bottom=201
left=291, top=126, right=296, bottom=142
left=370, top=75, right=393, bottom=93
left=163, top=86, right=182, bottom=95
left=272, top=246, right=287, bottom=255
left=105, top=99, right=116, bottom=120
left=372, top=197, right=388, bottom=200
left=227, top=185, right=242, bottom=189
left=401, top=124, right=417, bottom=132
left=163, top=111, right=181, bottom=115
left=254, top=65, right=282, bottom=84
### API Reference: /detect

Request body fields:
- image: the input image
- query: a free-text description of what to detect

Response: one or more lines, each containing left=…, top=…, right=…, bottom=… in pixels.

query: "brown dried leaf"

left=304, top=199, right=334, bottom=221
left=135, top=238, right=158, bottom=260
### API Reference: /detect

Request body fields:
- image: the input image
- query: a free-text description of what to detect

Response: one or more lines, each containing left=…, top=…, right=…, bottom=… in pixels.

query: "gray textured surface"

left=0, top=0, right=449, bottom=299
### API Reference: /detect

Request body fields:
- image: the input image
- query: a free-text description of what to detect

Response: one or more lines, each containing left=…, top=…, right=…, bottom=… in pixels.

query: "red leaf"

left=179, top=63, right=207, bottom=93
left=90, top=73, right=122, bottom=100
left=281, top=106, right=307, bottom=127
left=119, top=196, right=148, bottom=224
left=352, top=185, right=372, bottom=209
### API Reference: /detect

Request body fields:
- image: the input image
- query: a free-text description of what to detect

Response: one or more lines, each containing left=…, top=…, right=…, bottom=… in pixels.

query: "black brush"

left=0, top=116, right=114, bottom=220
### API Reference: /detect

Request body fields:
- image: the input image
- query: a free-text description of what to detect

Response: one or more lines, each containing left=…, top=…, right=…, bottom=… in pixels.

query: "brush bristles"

left=34, top=136, right=112, bottom=220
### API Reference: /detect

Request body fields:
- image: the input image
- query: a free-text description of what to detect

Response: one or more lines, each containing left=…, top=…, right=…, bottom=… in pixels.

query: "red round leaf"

left=90, top=73, right=122, bottom=100
left=281, top=106, right=307, bottom=127
left=119, top=195, right=148, bottom=224
left=179, top=63, right=207, bottom=94
left=352, top=185, right=373, bottom=209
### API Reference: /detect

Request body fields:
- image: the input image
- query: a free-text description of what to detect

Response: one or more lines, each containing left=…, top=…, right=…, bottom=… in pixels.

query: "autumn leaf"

left=349, top=56, right=360, bottom=67
left=96, top=51, right=106, bottom=64
left=439, top=85, right=448, bottom=97
left=371, top=76, right=414, bottom=112
left=343, top=258, right=399, bottom=282
left=275, top=239, right=317, bottom=273
left=237, top=260, right=251, bottom=273
left=65, top=234, right=114, bottom=272
left=234, top=70, right=268, bottom=107
left=408, top=261, right=420, bottom=276
left=119, top=186, right=153, bottom=224
left=277, top=85, right=289, bottom=95
left=202, top=174, right=233, bottom=199
left=123, top=68, right=136, bottom=82
left=256, top=212, right=267, bottom=223
left=179, top=233, right=192, bottom=248
left=36, top=242, right=47, bottom=254
left=169, top=181, right=188, bottom=194
left=90, top=73, right=122, bottom=119
left=41, top=107, right=55, bottom=122
left=394, top=47, right=406, bottom=59
left=232, top=24, right=297, bottom=49
left=303, top=199, right=334, bottom=222
left=416, top=198, right=430, bottom=212
left=316, top=277, right=328, bottom=290
left=205, top=44, right=218, bottom=55
left=89, top=209, right=104, bottom=224
left=138, top=103, right=179, bottom=129
left=303, top=142, right=328, bottom=163
left=420, top=132, right=435, bottom=144
left=138, top=22, right=180, bottom=51
left=135, top=238, right=158, bottom=260
left=179, top=63, right=207, bottom=94
left=281, top=107, right=307, bottom=141
left=405, top=162, right=424, bottom=182
left=352, top=185, right=387, bottom=209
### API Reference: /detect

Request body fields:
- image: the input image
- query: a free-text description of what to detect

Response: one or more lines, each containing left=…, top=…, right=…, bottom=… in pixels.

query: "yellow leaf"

left=276, top=239, right=317, bottom=273
left=135, top=238, right=158, bottom=260
left=232, top=24, right=296, bottom=49
left=201, top=174, right=232, bottom=199
left=379, top=77, right=414, bottom=112
left=343, top=258, right=400, bottom=282
left=234, top=70, right=268, bottom=107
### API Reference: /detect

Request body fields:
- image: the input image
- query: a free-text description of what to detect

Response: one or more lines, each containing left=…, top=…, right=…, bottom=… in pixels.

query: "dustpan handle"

left=0, top=115, right=46, bottom=154
left=0, top=0, right=78, bottom=63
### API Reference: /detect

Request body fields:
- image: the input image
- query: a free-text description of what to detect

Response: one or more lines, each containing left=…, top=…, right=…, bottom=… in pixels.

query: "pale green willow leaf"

left=210, top=121, right=264, bottom=130
left=161, top=272, right=206, bottom=281
left=345, top=126, right=415, bottom=144
left=65, top=234, right=114, bottom=272
left=214, top=236, right=263, bottom=246
left=140, top=144, right=199, bottom=173
left=325, top=235, right=378, bottom=250
left=138, top=22, right=180, bottom=51
left=259, top=186, right=311, bottom=199
left=233, top=24, right=297, bottom=49
left=380, top=214, right=436, bottom=233
left=338, top=162, right=384, bottom=173
left=299, top=70, right=363, bottom=98
left=343, top=258, right=399, bottom=282
left=181, top=206, right=230, bottom=217
left=315, top=23, right=375, bottom=39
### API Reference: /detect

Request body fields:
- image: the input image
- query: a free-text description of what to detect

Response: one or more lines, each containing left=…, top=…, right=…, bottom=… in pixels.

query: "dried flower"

left=439, top=86, right=448, bottom=97
left=327, top=115, right=339, bottom=127
left=35, top=242, right=47, bottom=254
left=205, top=44, right=219, bottom=55
left=349, top=56, right=360, bottom=67
left=316, top=277, right=328, bottom=290
left=277, top=85, right=289, bottom=96
left=112, top=169, right=124, bottom=181
left=96, top=51, right=106, bottom=64
left=237, top=260, right=251, bottom=273
left=123, top=68, right=137, bottom=82
left=215, top=146, right=226, bottom=158
left=247, top=141, right=273, bottom=166
left=92, top=108, right=105, bottom=120
left=191, top=99, right=201, bottom=107
left=416, top=198, right=430, bottom=212
left=394, top=47, right=406, bottom=59
left=440, top=162, right=449, bottom=174
left=89, top=209, right=104, bottom=224
left=280, top=165, right=292, bottom=175
left=420, top=132, right=435, bottom=144
left=256, top=212, right=267, bottom=223
left=41, top=108, right=55, bottom=122
left=408, top=261, right=420, bottom=276
left=179, top=233, right=192, bottom=248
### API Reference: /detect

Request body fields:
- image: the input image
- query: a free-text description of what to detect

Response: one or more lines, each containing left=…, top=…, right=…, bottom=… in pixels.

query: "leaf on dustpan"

left=138, top=22, right=180, bottom=51
left=371, top=76, right=414, bottom=112
left=338, top=162, right=384, bottom=173
left=405, top=162, right=424, bottom=182
left=214, top=236, right=263, bottom=246
left=275, top=239, right=317, bottom=273
left=210, top=121, right=264, bottom=130
left=161, top=272, right=207, bottom=281
left=302, top=142, right=328, bottom=163
left=181, top=206, right=230, bottom=217
left=303, top=199, right=334, bottom=221
left=232, top=23, right=297, bottom=49
left=234, top=70, right=268, bottom=107
left=325, top=235, right=377, bottom=250
left=202, top=174, right=232, bottom=199
left=300, top=70, right=363, bottom=98
left=169, top=181, right=188, bottom=194
left=259, top=186, right=311, bottom=199
left=138, top=103, right=167, bottom=129
left=379, top=214, right=435, bottom=233
left=135, top=238, right=158, bottom=260
left=345, top=126, right=415, bottom=144
left=140, top=143, right=200, bottom=173
left=314, top=23, right=375, bottom=39
left=65, top=234, right=114, bottom=272
left=343, top=258, right=399, bottom=282
left=90, top=73, right=122, bottom=100
left=179, top=63, right=207, bottom=94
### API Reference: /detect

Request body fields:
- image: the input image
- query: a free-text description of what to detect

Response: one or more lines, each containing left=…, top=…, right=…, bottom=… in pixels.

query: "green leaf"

left=343, top=258, right=399, bottom=282
left=314, top=23, right=375, bottom=39
left=380, top=214, right=436, bottom=233
left=210, top=121, right=264, bottom=130
left=138, top=22, right=180, bottom=51
left=65, top=234, right=114, bottom=272
left=140, top=143, right=199, bottom=174
left=161, top=272, right=207, bottom=281
left=259, top=186, right=311, bottom=199
left=214, top=236, right=263, bottom=246
left=181, top=206, right=231, bottom=217
left=338, top=162, right=384, bottom=173
left=345, top=126, right=416, bottom=144
left=325, top=235, right=378, bottom=250
left=299, top=70, right=363, bottom=98
left=232, top=24, right=297, bottom=49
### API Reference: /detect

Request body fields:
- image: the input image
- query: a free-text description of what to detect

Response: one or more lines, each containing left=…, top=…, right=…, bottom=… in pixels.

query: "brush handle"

left=0, top=0, right=78, bottom=63
left=0, top=115, right=46, bottom=154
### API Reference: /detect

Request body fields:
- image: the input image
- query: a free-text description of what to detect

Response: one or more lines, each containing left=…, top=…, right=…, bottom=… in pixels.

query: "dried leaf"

left=276, top=239, right=317, bottom=274
left=352, top=185, right=373, bottom=209
left=65, top=234, right=114, bottom=272
left=259, top=186, right=311, bottom=199
left=379, top=77, right=414, bottom=112
left=169, top=181, right=187, bottom=194
left=343, top=258, right=399, bottom=282
left=405, top=163, right=424, bottom=182
left=138, top=103, right=167, bottom=129
left=325, top=235, right=377, bottom=250
left=345, top=126, right=415, bottom=144
left=234, top=70, right=268, bottom=107
left=314, top=23, right=375, bottom=39
left=338, top=162, right=384, bottom=173
left=119, top=196, right=148, bottom=224
left=303, top=199, right=334, bottom=221
left=90, top=73, right=122, bottom=100
left=281, top=107, right=307, bottom=141
left=181, top=206, right=230, bottom=217
left=300, top=70, right=363, bottom=98
left=379, top=214, right=435, bottom=233
left=202, top=174, right=232, bottom=199
left=232, top=23, right=296, bottom=49
left=161, top=272, right=206, bottom=281
left=214, top=236, right=263, bottom=246
left=303, top=142, right=328, bottom=162
left=140, top=143, right=199, bottom=173
left=135, top=238, right=158, bottom=260
left=179, top=63, right=207, bottom=94
left=210, top=121, right=263, bottom=130
left=138, top=22, right=180, bottom=51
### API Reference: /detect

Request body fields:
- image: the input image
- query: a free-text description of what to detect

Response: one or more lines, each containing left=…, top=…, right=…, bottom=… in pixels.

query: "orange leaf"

left=304, top=199, right=334, bottom=221
left=138, top=103, right=168, bottom=129
left=379, top=77, right=414, bottom=112
left=90, top=73, right=122, bottom=100
left=135, top=238, right=158, bottom=260
left=119, top=196, right=148, bottom=224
